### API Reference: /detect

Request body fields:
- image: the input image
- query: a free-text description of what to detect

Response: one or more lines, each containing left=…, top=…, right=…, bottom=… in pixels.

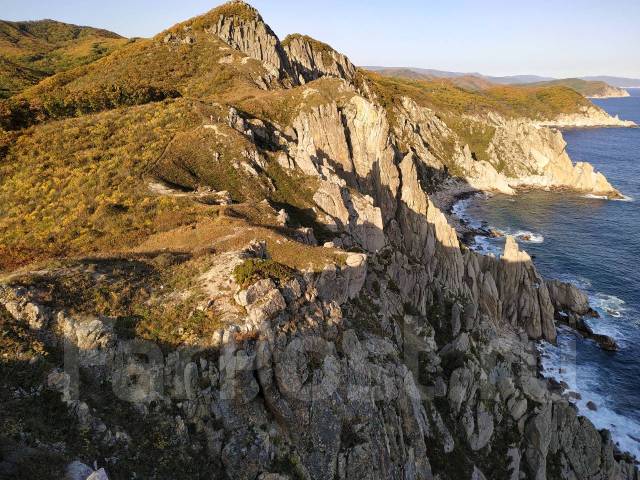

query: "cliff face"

left=205, top=1, right=293, bottom=81
left=280, top=93, right=558, bottom=343
left=283, top=34, right=357, bottom=85
left=587, top=84, right=630, bottom=99
left=534, top=105, right=636, bottom=128
left=485, top=114, right=622, bottom=196
left=1, top=2, right=637, bottom=480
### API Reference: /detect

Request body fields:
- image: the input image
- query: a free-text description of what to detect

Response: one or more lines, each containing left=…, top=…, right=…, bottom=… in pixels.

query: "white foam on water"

left=552, top=273, right=593, bottom=290
left=613, top=194, right=634, bottom=202
left=452, top=195, right=485, bottom=229
left=592, top=293, right=627, bottom=319
left=540, top=330, right=640, bottom=459
left=582, top=193, right=634, bottom=202
left=551, top=274, right=628, bottom=343
left=469, top=235, right=503, bottom=257
left=583, top=293, right=630, bottom=346
left=482, top=228, right=545, bottom=245
left=512, top=230, right=545, bottom=244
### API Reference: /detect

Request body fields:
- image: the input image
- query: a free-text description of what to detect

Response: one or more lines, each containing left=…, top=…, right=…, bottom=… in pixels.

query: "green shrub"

left=233, top=258, right=294, bottom=288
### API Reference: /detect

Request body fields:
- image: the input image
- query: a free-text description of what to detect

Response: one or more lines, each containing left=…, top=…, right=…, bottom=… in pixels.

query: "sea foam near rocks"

left=582, top=193, right=634, bottom=202
left=540, top=328, right=640, bottom=460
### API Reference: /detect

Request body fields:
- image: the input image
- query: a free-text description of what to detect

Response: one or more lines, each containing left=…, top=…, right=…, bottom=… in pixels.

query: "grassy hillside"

left=0, top=56, right=42, bottom=98
left=0, top=3, right=602, bottom=270
left=0, top=19, right=127, bottom=98
left=523, top=78, right=626, bottom=97
left=366, top=71, right=593, bottom=120
left=368, top=68, right=495, bottom=91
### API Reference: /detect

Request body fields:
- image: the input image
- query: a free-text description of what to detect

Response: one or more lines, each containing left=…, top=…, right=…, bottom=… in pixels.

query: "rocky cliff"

left=0, top=2, right=638, bottom=479
left=534, top=105, right=636, bottom=128
left=587, top=85, right=630, bottom=99
left=205, top=0, right=293, bottom=81
left=283, top=34, right=357, bottom=85
left=484, top=113, right=623, bottom=196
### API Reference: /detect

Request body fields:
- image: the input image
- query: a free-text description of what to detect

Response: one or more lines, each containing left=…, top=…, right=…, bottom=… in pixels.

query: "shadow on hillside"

left=1, top=103, right=601, bottom=478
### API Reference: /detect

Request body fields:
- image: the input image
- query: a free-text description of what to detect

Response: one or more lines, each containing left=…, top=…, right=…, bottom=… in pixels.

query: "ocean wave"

left=482, top=228, right=545, bottom=244
left=613, top=194, right=634, bottom=202
left=547, top=275, right=630, bottom=344
left=552, top=273, right=593, bottom=290
left=582, top=193, right=635, bottom=202
left=591, top=292, right=627, bottom=319
left=550, top=275, right=627, bottom=320
left=512, top=230, right=544, bottom=243
left=539, top=331, right=640, bottom=459
left=451, top=195, right=485, bottom=229
left=470, top=235, right=503, bottom=256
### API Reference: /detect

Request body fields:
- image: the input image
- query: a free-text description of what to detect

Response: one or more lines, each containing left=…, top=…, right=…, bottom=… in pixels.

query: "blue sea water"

left=460, top=89, right=640, bottom=457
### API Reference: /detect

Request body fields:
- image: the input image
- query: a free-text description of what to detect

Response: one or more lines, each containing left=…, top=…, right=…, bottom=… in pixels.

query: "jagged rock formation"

left=1, top=1, right=638, bottom=479
left=203, top=1, right=358, bottom=86
left=205, top=0, right=293, bottom=80
left=2, top=235, right=637, bottom=479
left=283, top=34, right=357, bottom=84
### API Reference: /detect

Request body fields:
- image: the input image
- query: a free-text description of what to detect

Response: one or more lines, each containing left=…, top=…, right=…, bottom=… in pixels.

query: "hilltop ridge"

left=0, top=19, right=127, bottom=97
left=369, top=67, right=630, bottom=99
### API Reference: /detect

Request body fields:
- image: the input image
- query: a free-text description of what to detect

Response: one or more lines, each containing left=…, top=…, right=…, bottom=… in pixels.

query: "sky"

left=3, top=0, right=640, bottom=78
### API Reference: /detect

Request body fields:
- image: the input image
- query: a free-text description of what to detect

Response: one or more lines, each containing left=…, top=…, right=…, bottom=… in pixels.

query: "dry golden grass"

left=365, top=71, right=593, bottom=122
left=133, top=207, right=345, bottom=273
left=0, top=19, right=127, bottom=98
left=0, top=99, right=208, bottom=269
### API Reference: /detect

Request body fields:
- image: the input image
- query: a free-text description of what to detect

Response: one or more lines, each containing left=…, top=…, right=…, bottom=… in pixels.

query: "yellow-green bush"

left=233, top=258, right=295, bottom=288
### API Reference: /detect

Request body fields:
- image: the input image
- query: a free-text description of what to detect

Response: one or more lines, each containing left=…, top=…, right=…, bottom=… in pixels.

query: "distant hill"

left=524, top=78, right=629, bottom=98
left=0, top=19, right=128, bottom=98
left=365, top=67, right=495, bottom=91
left=484, top=74, right=555, bottom=84
left=580, top=76, right=640, bottom=88
left=364, top=66, right=471, bottom=78
left=365, top=66, right=555, bottom=85
left=366, top=67, right=631, bottom=97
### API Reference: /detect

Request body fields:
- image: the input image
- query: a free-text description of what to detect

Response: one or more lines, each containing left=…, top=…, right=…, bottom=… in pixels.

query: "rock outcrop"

left=204, top=2, right=359, bottom=86
left=205, top=0, right=293, bottom=80
left=587, top=85, right=631, bottom=99
left=3, top=234, right=636, bottom=479
left=486, top=114, right=623, bottom=197
left=534, top=105, right=636, bottom=128
left=283, top=34, right=357, bottom=85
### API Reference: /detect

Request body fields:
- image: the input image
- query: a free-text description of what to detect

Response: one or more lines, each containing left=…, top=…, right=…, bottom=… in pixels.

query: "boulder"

left=546, top=279, right=591, bottom=316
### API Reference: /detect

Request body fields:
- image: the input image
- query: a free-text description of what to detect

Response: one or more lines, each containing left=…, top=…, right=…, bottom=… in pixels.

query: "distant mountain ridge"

left=366, top=66, right=640, bottom=88
left=0, top=19, right=127, bottom=97
left=581, top=75, right=640, bottom=88
left=366, top=66, right=633, bottom=97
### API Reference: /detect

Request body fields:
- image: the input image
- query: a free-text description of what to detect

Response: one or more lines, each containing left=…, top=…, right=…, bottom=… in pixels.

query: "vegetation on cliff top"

left=0, top=19, right=127, bottom=98
left=523, top=78, right=625, bottom=97
left=366, top=71, right=593, bottom=121
left=0, top=2, right=601, bottom=271
left=196, top=0, right=261, bottom=26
